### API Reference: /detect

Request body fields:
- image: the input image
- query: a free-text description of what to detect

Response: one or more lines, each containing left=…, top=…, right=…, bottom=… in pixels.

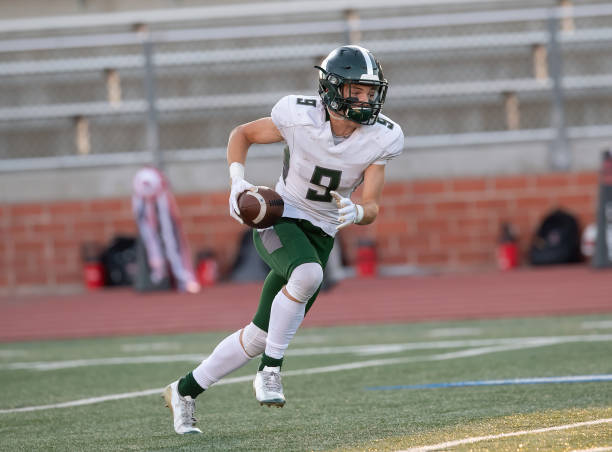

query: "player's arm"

left=357, top=162, right=385, bottom=225
left=227, top=117, right=284, bottom=165
left=226, top=117, right=284, bottom=224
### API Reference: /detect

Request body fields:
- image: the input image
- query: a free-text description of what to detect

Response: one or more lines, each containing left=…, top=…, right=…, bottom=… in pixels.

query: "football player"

left=164, top=45, right=404, bottom=434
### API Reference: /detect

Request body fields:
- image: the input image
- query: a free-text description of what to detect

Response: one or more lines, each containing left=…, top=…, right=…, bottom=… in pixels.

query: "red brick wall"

left=0, top=171, right=599, bottom=292
left=356, top=171, right=598, bottom=270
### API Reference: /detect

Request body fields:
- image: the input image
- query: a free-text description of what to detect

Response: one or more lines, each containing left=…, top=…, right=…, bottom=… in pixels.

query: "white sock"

left=265, top=291, right=306, bottom=359
left=192, top=330, right=251, bottom=389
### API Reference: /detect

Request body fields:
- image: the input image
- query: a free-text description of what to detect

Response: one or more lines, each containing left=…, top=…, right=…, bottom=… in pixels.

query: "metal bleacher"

left=1, top=0, right=612, bottom=173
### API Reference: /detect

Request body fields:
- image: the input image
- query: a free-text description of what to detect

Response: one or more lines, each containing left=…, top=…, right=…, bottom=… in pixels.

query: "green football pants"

left=251, top=217, right=335, bottom=331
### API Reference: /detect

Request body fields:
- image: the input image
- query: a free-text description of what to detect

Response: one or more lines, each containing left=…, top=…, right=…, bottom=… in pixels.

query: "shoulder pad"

left=271, top=95, right=321, bottom=129
left=372, top=114, right=404, bottom=159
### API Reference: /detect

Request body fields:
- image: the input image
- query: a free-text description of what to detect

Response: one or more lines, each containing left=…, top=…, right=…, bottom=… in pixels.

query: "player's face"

left=342, top=83, right=377, bottom=103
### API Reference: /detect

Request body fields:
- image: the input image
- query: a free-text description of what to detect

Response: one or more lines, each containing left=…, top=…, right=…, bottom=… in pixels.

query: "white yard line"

left=398, top=418, right=612, bottom=452
left=0, top=349, right=27, bottom=358
left=3, top=354, right=209, bottom=370
left=0, top=388, right=165, bottom=413
left=4, top=334, right=611, bottom=371
left=0, top=341, right=551, bottom=414
left=427, top=327, right=482, bottom=337
left=581, top=321, right=612, bottom=330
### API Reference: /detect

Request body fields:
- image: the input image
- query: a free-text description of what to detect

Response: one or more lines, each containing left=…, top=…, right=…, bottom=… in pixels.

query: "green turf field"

left=1, top=314, right=611, bottom=451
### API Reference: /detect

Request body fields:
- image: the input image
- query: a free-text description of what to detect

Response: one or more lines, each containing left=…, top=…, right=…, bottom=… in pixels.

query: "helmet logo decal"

left=345, top=45, right=374, bottom=76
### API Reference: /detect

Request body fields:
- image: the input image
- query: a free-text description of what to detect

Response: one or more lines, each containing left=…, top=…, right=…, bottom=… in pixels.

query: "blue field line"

left=365, top=374, right=612, bottom=391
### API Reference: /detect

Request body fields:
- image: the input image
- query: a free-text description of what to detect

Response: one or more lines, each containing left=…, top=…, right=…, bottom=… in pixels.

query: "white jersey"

left=270, top=94, right=404, bottom=237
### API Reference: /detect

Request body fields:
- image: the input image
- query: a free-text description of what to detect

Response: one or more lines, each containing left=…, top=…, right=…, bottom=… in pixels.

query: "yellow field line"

left=398, top=418, right=612, bottom=452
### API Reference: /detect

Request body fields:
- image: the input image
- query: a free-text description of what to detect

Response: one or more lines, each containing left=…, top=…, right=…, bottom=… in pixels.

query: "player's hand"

left=330, top=191, right=364, bottom=230
left=229, top=177, right=257, bottom=224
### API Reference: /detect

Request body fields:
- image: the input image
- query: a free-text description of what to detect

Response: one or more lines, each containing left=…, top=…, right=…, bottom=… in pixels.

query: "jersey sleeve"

left=271, top=95, right=319, bottom=149
left=373, top=122, right=404, bottom=165
left=270, top=95, right=294, bottom=135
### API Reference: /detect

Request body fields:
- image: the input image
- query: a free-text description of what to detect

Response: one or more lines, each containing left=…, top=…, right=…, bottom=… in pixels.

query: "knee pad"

left=240, top=322, right=267, bottom=358
left=286, top=262, right=324, bottom=302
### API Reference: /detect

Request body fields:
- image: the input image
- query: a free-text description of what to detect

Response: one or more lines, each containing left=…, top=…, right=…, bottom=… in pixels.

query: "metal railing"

left=3, top=27, right=612, bottom=77
left=0, top=0, right=546, bottom=34
left=1, top=3, right=602, bottom=53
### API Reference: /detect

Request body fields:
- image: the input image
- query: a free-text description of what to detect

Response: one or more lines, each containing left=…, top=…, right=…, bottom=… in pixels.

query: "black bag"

left=100, top=236, right=137, bottom=286
left=529, top=209, right=581, bottom=266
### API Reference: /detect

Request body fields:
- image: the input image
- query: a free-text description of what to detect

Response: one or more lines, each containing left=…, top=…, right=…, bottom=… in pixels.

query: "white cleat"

left=253, top=366, right=286, bottom=407
left=163, top=380, right=203, bottom=434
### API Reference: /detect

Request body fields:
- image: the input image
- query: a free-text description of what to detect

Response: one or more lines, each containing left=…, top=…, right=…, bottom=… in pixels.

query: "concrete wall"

left=2, top=135, right=609, bottom=203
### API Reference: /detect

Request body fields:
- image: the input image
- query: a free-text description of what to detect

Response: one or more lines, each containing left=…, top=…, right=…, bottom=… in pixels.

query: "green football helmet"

left=315, top=45, right=388, bottom=125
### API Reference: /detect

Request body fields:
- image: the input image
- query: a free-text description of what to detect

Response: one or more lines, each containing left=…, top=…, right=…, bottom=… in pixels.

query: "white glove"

left=330, top=190, right=364, bottom=230
left=228, top=162, right=257, bottom=224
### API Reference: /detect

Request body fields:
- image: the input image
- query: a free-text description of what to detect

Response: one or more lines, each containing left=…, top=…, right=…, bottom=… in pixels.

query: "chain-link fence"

left=1, top=1, right=612, bottom=171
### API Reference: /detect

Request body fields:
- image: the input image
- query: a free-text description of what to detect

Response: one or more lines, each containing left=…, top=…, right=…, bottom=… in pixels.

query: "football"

left=237, top=186, right=284, bottom=229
